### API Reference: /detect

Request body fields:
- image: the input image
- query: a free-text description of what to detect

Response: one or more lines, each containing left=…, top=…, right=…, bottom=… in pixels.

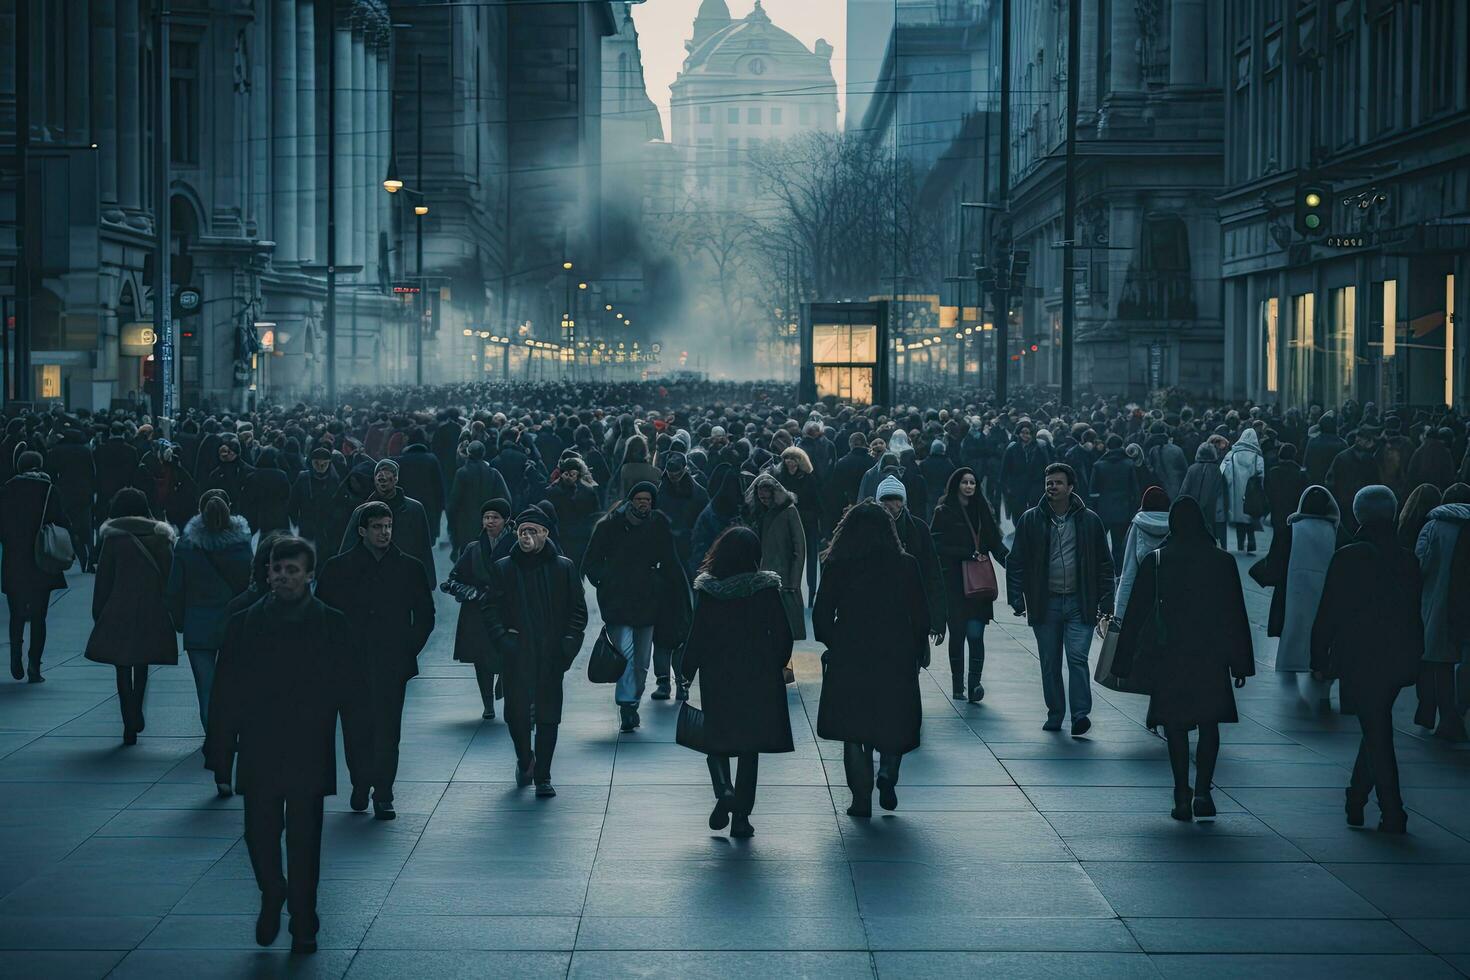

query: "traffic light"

left=1295, top=182, right=1330, bottom=238
left=1008, top=249, right=1031, bottom=292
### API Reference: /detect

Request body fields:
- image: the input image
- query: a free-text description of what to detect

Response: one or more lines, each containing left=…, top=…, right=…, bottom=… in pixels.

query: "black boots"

left=651, top=677, right=672, bottom=701
left=26, top=654, right=43, bottom=684
left=618, top=705, right=640, bottom=733
left=1171, top=786, right=1193, bottom=822
left=9, top=650, right=21, bottom=681
left=875, top=754, right=901, bottom=812
left=676, top=680, right=690, bottom=702
left=1193, top=790, right=1217, bottom=820
left=256, top=892, right=285, bottom=946
left=843, top=742, right=873, bottom=818
left=707, top=756, right=735, bottom=830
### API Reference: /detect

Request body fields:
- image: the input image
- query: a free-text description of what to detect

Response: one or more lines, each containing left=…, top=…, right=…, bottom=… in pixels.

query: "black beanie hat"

left=481, top=498, right=512, bottom=520
left=515, top=506, right=551, bottom=530
left=627, top=480, right=659, bottom=503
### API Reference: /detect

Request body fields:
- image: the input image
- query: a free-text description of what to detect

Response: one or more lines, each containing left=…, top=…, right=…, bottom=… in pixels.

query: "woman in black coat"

left=814, top=501, right=928, bottom=817
left=680, top=527, right=795, bottom=839
left=0, top=452, right=69, bottom=682
left=930, top=467, right=1008, bottom=702
left=543, top=457, right=602, bottom=570
left=1114, top=497, right=1255, bottom=822
left=443, top=499, right=516, bottom=719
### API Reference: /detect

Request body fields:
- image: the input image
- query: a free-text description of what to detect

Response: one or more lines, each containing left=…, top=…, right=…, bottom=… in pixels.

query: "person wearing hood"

left=1090, top=435, right=1141, bottom=569
left=447, top=441, right=512, bottom=558
left=1220, top=427, right=1266, bottom=552
left=480, top=507, right=588, bottom=798
left=200, top=437, right=256, bottom=518
left=87, top=488, right=179, bottom=745
left=240, top=447, right=292, bottom=536
left=1326, top=423, right=1383, bottom=535
left=0, top=451, right=70, bottom=682
left=1144, top=422, right=1189, bottom=502
left=336, top=459, right=436, bottom=590
left=680, top=527, right=795, bottom=838
left=1251, top=486, right=1345, bottom=688
left=44, top=426, right=97, bottom=570
left=1413, top=482, right=1470, bottom=740
left=582, top=481, right=690, bottom=733
left=1005, top=463, right=1115, bottom=736
left=444, top=498, right=516, bottom=720
left=746, top=471, right=808, bottom=654
left=929, top=467, right=1007, bottom=701
left=776, top=446, right=826, bottom=599
left=1179, top=443, right=1227, bottom=546
left=1114, top=487, right=1172, bottom=621
left=613, top=434, right=662, bottom=503
left=571, top=424, right=612, bottom=506
left=544, top=456, right=601, bottom=570
left=393, top=437, right=447, bottom=544
left=315, top=501, right=436, bottom=820
left=288, top=448, right=341, bottom=547
left=1113, top=497, right=1255, bottom=821
left=918, top=440, right=956, bottom=522
left=165, top=493, right=253, bottom=734
left=1311, top=486, right=1425, bottom=834
left=689, top=463, right=744, bottom=582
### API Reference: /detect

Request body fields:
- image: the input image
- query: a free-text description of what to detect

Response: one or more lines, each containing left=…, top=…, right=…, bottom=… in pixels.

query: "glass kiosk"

left=799, top=302, right=890, bottom=407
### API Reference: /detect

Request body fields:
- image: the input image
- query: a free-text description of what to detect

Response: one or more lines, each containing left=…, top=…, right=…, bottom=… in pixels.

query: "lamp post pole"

left=415, top=51, right=425, bottom=388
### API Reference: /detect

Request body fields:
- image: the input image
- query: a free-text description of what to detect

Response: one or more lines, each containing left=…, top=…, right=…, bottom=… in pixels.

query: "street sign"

left=172, top=286, right=202, bottom=318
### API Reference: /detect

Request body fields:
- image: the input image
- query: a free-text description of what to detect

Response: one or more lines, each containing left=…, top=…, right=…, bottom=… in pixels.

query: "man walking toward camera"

left=1006, top=463, right=1114, bottom=735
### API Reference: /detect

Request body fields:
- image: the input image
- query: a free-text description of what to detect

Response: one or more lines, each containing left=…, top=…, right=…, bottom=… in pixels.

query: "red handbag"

left=959, top=507, right=998, bottom=600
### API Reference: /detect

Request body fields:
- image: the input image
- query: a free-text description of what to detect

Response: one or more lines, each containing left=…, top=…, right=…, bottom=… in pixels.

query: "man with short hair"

left=337, top=458, right=436, bottom=589
left=287, top=448, right=338, bottom=546
left=315, top=502, right=435, bottom=820
left=207, top=537, right=349, bottom=955
left=1006, top=463, right=1114, bottom=736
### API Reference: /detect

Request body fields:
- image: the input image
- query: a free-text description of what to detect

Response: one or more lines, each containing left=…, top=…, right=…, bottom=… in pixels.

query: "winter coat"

left=930, top=481, right=1006, bottom=627
left=613, top=460, right=662, bottom=503
left=1146, top=439, right=1189, bottom=501
left=1303, top=432, right=1347, bottom=486
left=918, top=454, right=956, bottom=520
left=1325, top=446, right=1381, bottom=533
left=1407, top=439, right=1456, bottom=491
left=395, top=444, right=447, bottom=536
left=1000, top=439, right=1050, bottom=510
left=138, top=456, right=198, bottom=529
left=1264, top=461, right=1309, bottom=532
left=1005, top=493, right=1115, bottom=625
left=94, top=437, right=140, bottom=507
left=543, top=479, right=602, bottom=569
left=447, top=459, right=512, bottom=555
left=680, top=570, right=795, bottom=755
left=86, top=517, right=179, bottom=667
left=445, top=530, right=516, bottom=668
left=582, top=505, right=685, bottom=627
left=776, top=464, right=824, bottom=538
left=164, top=515, right=253, bottom=650
left=1090, top=450, right=1141, bottom=526
left=892, top=508, right=947, bottom=633
left=1114, top=510, right=1171, bottom=621
left=199, top=460, right=256, bottom=515
left=1220, top=429, right=1266, bottom=524
left=814, top=553, right=927, bottom=754
left=1312, top=526, right=1425, bottom=714
left=44, top=433, right=96, bottom=513
left=337, top=490, right=437, bottom=589
left=656, top=472, right=709, bottom=566
left=746, top=472, right=807, bottom=638
left=491, top=442, right=536, bottom=511
left=287, top=471, right=339, bottom=546
left=1062, top=444, right=1095, bottom=501
left=1178, top=444, right=1226, bottom=524
left=1415, top=503, right=1470, bottom=665
left=829, top=447, right=875, bottom=516
left=0, top=472, right=69, bottom=596
left=206, top=594, right=350, bottom=797
left=480, top=543, right=588, bottom=727
left=1114, top=499, right=1255, bottom=730
left=1251, top=487, right=1342, bottom=673
left=315, top=542, right=435, bottom=684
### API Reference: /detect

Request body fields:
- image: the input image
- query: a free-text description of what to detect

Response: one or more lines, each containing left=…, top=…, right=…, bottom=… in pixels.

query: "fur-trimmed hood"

left=745, top=470, right=794, bottom=509
left=693, top=569, right=782, bottom=598
left=181, top=513, right=252, bottom=550
left=99, top=515, right=177, bottom=543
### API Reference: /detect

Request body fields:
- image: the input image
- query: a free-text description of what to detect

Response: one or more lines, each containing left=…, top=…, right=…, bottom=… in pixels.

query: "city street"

left=1, top=537, right=1468, bottom=979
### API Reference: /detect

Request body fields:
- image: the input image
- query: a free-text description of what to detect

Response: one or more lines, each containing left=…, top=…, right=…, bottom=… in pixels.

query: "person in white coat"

left=1221, top=428, right=1266, bottom=553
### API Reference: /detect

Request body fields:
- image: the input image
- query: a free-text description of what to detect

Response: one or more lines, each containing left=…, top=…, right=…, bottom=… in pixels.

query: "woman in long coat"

left=0, top=451, right=69, bottom=683
left=87, top=487, right=179, bottom=745
left=1114, top=497, right=1255, bottom=822
left=929, top=467, right=1008, bottom=702
left=543, top=457, right=601, bottom=570
left=444, top=499, right=515, bottom=719
left=1250, top=486, right=1345, bottom=682
left=815, top=501, right=928, bottom=817
left=746, top=471, right=807, bottom=641
left=1220, top=427, right=1266, bottom=552
left=1412, top=483, right=1470, bottom=739
left=680, top=527, right=795, bottom=839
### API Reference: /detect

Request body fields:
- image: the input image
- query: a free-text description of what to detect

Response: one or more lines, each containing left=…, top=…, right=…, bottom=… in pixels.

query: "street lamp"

left=382, top=48, right=429, bottom=385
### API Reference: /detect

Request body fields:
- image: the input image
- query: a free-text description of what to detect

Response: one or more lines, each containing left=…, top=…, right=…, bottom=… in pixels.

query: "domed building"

left=670, top=0, right=838, bottom=210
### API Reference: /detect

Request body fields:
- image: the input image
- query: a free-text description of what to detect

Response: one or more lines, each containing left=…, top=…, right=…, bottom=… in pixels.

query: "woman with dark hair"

left=87, top=487, right=179, bottom=745
left=814, top=501, right=929, bottom=817
left=1398, top=484, right=1442, bottom=550
left=1114, top=497, right=1255, bottom=821
left=679, top=526, right=794, bottom=838
left=0, top=450, right=69, bottom=682
left=544, top=457, right=601, bottom=569
left=444, top=499, right=515, bottom=720
left=165, top=492, right=253, bottom=733
left=930, top=467, right=1008, bottom=701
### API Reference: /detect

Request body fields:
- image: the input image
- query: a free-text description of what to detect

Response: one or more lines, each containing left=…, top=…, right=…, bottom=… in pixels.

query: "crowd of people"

left=2, top=379, right=1468, bottom=953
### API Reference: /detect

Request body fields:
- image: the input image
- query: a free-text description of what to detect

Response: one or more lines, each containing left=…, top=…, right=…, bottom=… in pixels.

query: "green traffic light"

left=1305, top=214, right=1321, bottom=229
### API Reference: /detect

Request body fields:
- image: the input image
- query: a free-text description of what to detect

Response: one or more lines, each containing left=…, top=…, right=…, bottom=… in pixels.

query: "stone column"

left=1110, top=0, right=1141, bottom=94
left=375, top=32, right=392, bottom=285
left=333, top=11, right=355, bottom=265
left=66, top=1, right=91, bottom=139
left=1169, top=0, right=1207, bottom=88
left=364, top=42, right=379, bottom=286
left=296, top=0, right=317, bottom=261
left=351, top=22, right=367, bottom=271
left=272, top=0, right=299, bottom=263
left=116, top=0, right=142, bottom=212
left=91, top=0, right=118, bottom=207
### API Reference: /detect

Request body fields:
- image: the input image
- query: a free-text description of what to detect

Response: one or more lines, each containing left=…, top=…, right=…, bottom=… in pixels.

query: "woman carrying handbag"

left=679, top=527, right=794, bottom=838
left=930, top=467, right=1009, bottom=701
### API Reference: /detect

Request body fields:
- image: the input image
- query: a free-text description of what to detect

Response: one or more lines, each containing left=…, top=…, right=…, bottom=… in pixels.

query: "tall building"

left=1218, top=0, right=1468, bottom=410
left=670, top=0, right=838, bottom=211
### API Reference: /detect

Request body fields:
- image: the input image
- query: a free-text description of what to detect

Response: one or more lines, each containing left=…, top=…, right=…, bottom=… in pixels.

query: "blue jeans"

left=187, top=649, right=217, bottom=730
left=1031, top=594, right=1094, bottom=722
left=610, top=624, right=655, bottom=706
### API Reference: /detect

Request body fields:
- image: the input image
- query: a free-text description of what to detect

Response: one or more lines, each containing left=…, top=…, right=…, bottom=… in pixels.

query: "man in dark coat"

left=199, top=438, right=256, bottom=514
left=1326, top=424, right=1383, bottom=534
left=1000, top=422, right=1050, bottom=522
left=430, top=412, right=464, bottom=502
left=480, top=509, right=588, bottom=796
left=315, top=501, right=435, bottom=820
left=94, top=423, right=140, bottom=516
left=1311, top=485, right=1424, bottom=834
left=240, top=447, right=293, bottom=535
left=44, top=426, right=97, bottom=570
left=827, top=432, right=875, bottom=520
left=1144, top=422, right=1188, bottom=502
left=287, top=448, right=340, bottom=546
left=1006, top=463, right=1115, bottom=736
left=0, top=453, right=69, bottom=681
left=1264, top=444, right=1309, bottom=533
left=1303, top=414, right=1347, bottom=486
left=491, top=430, right=534, bottom=512
left=336, top=459, right=436, bottom=589
left=394, top=438, right=447, bottom=543
left=1088, top=435, right=1140, bottom=571
left=917, top=440, right=956, bottom=522
left=656, top=452, right=709, bottom=582
left=206, top=536, right=349, bottom=955
left=447, top=441, right=511, bottom=558
left=1407, top=428, right=1458, bottom=491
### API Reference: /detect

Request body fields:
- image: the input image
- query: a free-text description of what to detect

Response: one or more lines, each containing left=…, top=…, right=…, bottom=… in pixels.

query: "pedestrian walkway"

left=1, top=543, right=1468, bottom=979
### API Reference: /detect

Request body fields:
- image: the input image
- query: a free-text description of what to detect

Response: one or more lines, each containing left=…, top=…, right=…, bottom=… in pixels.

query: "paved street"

left=1, top=535, right=1468, bottom=980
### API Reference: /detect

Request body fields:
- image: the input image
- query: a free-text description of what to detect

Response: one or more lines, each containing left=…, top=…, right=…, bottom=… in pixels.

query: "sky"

left=631, top=0, right=848, bottom=137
